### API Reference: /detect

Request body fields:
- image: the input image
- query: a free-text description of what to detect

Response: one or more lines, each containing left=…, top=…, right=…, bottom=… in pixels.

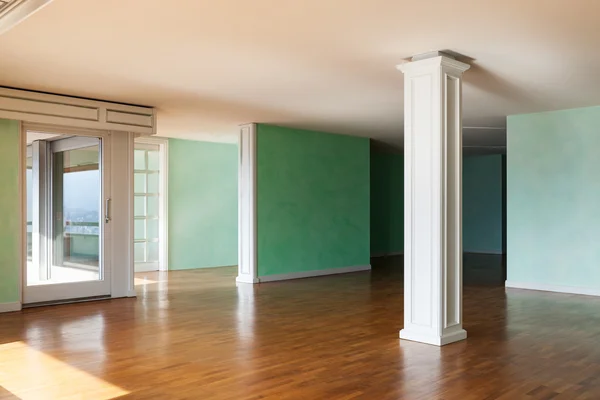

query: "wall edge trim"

left=464, top=251, right=504, bottom=255
left=505, top=281, right=600, bottom=297
left=0, top=301, right=22, bottom=313
left=258, top=265, right=371, bottom=283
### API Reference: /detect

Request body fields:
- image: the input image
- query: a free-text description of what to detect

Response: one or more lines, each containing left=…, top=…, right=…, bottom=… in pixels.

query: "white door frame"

left=20, top=122, right=136, bottom=304
left=134, top=136, right=169, bottom=272
left=22, top=125, right=111, bottom=304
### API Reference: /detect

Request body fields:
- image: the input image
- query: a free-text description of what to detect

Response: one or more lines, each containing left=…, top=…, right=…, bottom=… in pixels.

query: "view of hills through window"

left=27, top=169, right=100, bottom=235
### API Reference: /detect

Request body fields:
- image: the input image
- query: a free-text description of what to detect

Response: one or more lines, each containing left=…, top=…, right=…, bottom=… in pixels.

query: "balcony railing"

left=27, top=221, right=100, bottom=260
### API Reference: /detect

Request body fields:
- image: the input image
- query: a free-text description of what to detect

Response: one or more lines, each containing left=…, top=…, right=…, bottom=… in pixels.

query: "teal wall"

left=369, top=151, right=504, bottom=256
left=256, top=124, right=370, bottom=277
left=508, top=106, right=600, bottom=289
left=463, top=155, right=504, bottom=254
left=168, top=139, right=238, bottom=270
left=370, top=146, right=403, bottom=255
left=0, top=119, right=21, bottom=304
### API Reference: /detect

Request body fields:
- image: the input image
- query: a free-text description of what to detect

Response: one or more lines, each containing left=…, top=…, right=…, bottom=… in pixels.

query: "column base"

left=399, top=328, right=467, bottom=346
left=236, top=276, right=259, bottom=284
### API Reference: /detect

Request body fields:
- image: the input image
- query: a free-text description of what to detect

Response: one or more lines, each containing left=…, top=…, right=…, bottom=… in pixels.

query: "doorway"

left=24, top=128, right=111, bottom=305
left=133, top=138, right=168, bottom=272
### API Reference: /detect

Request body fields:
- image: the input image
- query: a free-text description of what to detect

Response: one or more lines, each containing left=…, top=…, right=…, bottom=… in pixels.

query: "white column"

left=237, top=123, right=258, bottom=284
left=398, top=52, right=470, bottom=346
left=110, top=131, right=136, bottom=298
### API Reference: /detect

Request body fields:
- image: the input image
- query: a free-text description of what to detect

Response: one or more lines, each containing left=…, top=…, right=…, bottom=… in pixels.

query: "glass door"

left=134, top=144, right=161, bottom=272
left=24, top=132, right=111, bottom=304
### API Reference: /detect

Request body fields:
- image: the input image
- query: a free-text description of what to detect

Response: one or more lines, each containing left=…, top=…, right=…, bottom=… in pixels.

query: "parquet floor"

left=1, top=257, right=600, bottom=399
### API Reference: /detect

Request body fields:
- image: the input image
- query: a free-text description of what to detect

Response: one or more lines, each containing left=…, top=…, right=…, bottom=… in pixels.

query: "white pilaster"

left=398, top=52, right=470, bottom=346
left=111, top=131, right=136, bottom=298
left=237, top=123, right=259, bottom=284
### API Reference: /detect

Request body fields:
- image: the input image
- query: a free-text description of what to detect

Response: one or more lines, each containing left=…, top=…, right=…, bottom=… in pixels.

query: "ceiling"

left=1, top=0, right=599, bottom=151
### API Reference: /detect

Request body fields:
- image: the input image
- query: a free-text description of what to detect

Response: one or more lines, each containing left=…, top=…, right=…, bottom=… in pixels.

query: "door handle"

left=105, top=198, right=111, bottom=224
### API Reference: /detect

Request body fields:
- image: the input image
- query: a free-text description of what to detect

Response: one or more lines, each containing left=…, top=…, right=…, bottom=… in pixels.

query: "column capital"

left=397, top=51, right=470, bottom=75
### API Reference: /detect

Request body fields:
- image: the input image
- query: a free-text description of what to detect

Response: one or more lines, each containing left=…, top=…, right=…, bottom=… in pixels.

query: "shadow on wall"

left=370, top=143, right=506, bottom=261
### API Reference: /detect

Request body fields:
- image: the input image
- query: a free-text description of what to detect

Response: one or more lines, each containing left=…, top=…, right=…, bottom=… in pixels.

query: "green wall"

left=507, top=106, right=600, bottom=289
left=256, top=124, right=370, bottom=277
left=463, top=155, right=504, bottom=254
left=370, top=146, right=403, bottom=255
left=369, top=151, right=505, bottom=256
left=0, top=119, right=21, bottom=304
left=168, top=139, right=238, bottom=270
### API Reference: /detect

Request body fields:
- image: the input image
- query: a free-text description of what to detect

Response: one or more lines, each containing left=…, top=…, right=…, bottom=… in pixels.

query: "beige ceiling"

left=1, top=0, right=599, bottom=149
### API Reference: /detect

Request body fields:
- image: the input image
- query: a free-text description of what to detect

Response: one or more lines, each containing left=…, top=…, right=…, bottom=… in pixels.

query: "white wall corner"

left=237, top=123, right=258, bottom=284
left=0, top=302, right=22, bottom=313
left=18, top=121, right=25, bottom=306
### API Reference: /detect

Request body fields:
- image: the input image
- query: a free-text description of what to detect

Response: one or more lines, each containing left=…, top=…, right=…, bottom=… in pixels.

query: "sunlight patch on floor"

left=134, top=277, right=158, bottom=286
left=0, top=341, right=129, bottom=400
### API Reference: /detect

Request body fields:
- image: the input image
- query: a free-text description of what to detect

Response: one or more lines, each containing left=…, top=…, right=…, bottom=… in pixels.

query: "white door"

left=133, top=142, right=164, bottom=272
left=24, top=131, right=111, bottom=304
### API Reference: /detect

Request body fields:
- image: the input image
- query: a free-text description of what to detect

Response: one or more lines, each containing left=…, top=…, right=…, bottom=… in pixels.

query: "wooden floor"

left=1, top=257, right=600, bottom=399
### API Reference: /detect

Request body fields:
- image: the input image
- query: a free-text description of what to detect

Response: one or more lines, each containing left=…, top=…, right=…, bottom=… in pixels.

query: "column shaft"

left=399, top=54, right=469, bottom=346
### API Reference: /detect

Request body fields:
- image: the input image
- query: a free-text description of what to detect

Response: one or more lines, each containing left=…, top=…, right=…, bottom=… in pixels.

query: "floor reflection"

left=398, top=341, right=443, bottom=398
left=236, top=283, right=256, bottom=344
left=2, top=258, right=599, bottom=398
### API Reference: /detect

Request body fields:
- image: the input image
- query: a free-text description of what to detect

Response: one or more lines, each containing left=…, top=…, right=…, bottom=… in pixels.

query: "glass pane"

left=134, top=149, right=146, bottom=170
left=147, top=219, right=159, bottom=240
left=147, top=150, right=159, bottom=171
left=134, top=242, right=145, bottom=262
left=56, top=143, right=101, bottom=283
left=26, top=139, right=102, bottom=286
left=134, top=173, right=146, bottom=193
left=147, top=196, right=159, bottom=218
left=134, top=219, right=146, bottom=240
left=147, top=173, right=159, bottom=194
left=134, top=196, right=146, bottom=217
left=147, top=241, right=159, bottom=262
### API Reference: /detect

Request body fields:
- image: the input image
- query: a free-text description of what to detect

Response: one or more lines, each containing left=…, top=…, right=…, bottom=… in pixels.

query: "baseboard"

left=0, top=302, right=22, bottom=313
left=371, top=252, right=403, bottom=258
left=259, top=265, right=371, bottom=283
left=505, top=281, right=600, bottom=297
left=371, top=251, right=504, bottom=258
left=400, top=328, right=467, bottom=346
left=236, top=276, right=259, bottom=284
